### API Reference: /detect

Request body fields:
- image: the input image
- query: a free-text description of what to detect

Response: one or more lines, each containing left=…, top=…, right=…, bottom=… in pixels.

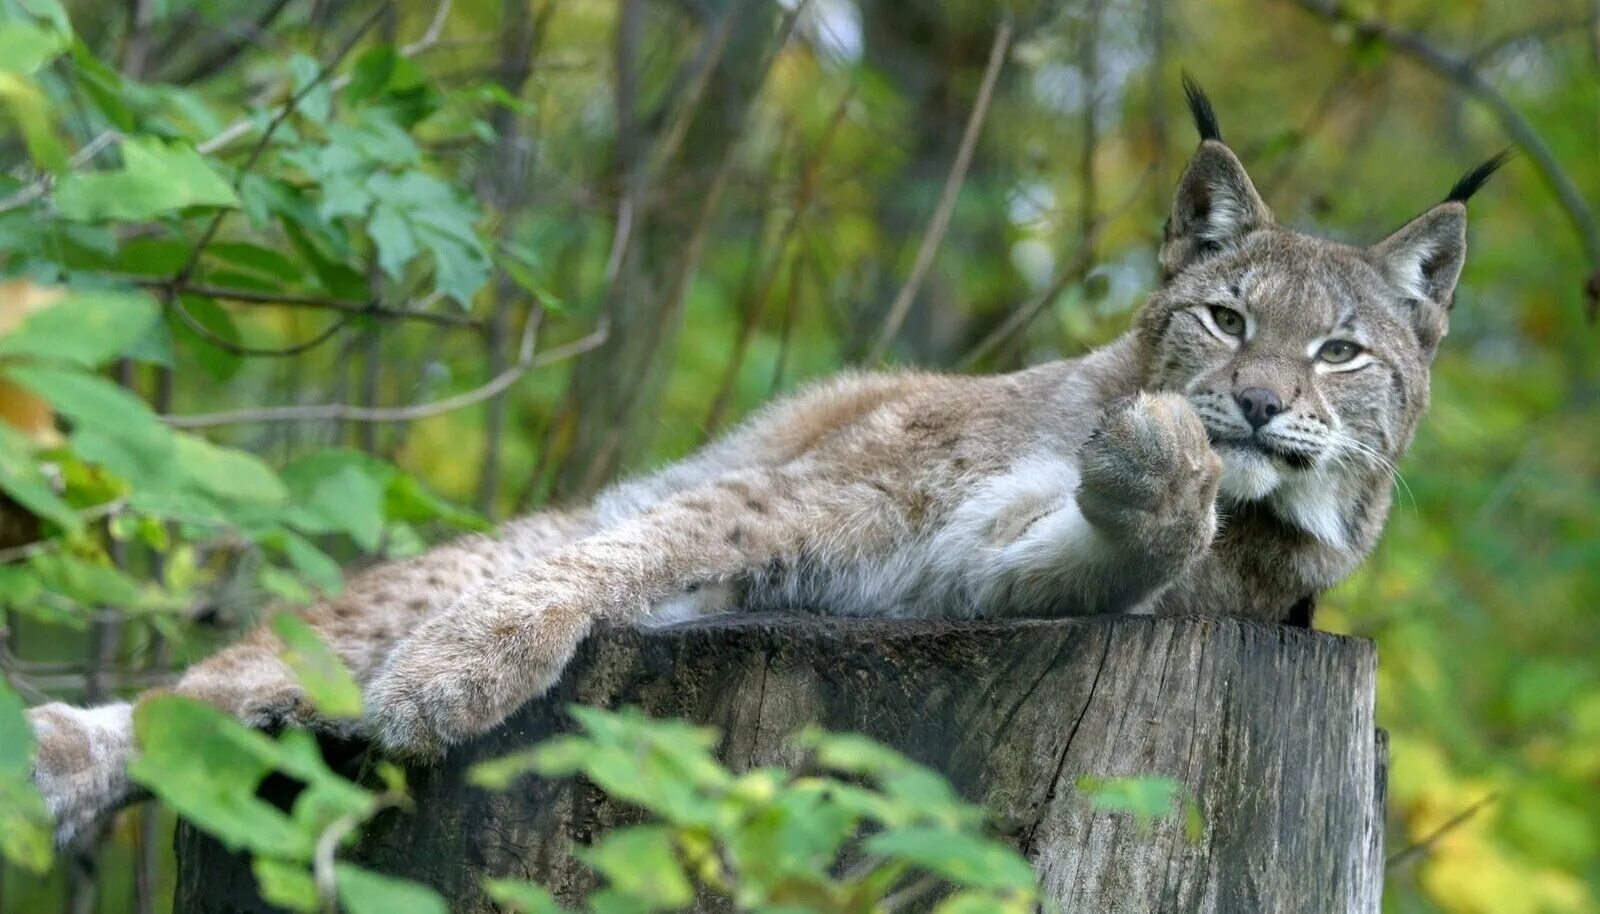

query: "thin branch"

left=172, top=4, right=388, bottom=288
left=1284, top=0, right=1600, bottom=285
left=578, top=0, right=812, bottom=492
left=643, top=0, right=748, bottom=182
left=1387, top=792, right=1499, bottom=870
left=959, top=165, right=1152, bottom=369
left=131, top=279, right=483, bottom=327
left=313, top=790, right=409, bottom=912
left=865, top=18, right=1013, bottom=363
left=197, top=0, right=454, bottom=157
left=171, top=298, right=353, bottom=356
left=704, top=81, right=857, bottom=434
left=1467, top=12, right=1599, bottom=65
left=0, top=500, right=127, bottom=565
left=402, top=0, right=454, bottom=56
left=0, top=131, right=122, bottom=214
left=163, top=315, right=607, bottom=428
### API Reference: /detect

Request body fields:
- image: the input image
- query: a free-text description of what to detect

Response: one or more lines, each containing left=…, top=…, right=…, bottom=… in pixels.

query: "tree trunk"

left=173, top=615, right=1386, bottom=913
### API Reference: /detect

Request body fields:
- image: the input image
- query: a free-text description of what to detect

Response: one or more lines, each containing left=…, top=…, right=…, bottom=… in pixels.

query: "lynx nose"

left=1235, top=387, right=1284, bottom=430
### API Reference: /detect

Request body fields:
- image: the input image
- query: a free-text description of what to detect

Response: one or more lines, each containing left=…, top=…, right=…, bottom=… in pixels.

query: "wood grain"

left=173, top=615, right=1385, bottom=913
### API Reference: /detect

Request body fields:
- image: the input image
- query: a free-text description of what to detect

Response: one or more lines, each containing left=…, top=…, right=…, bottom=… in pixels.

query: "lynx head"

left=1137, top=77, right=1504, bottom=551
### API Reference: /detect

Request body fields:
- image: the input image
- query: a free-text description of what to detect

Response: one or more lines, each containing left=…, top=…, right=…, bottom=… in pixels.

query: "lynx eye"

left=1317, top=340, right=1362, bottom=364
left=1209, top=306, right=1246, bottom=338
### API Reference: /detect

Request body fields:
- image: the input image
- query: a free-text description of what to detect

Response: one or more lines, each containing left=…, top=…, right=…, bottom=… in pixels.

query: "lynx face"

left=1131, top=83, right=1498, bottom=548
left=1144, top=230, right=1434, bottom=508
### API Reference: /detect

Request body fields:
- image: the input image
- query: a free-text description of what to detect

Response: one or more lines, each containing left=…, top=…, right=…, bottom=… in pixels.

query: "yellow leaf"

left=0, top=281, right=63, bottom=444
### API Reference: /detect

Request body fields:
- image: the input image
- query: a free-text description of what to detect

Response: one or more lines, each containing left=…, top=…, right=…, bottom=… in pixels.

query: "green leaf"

left=287, top=54, right=333, bottom=125
left=1076, top=775, right=1184, bottom=827
left=0, top=288, right=162, bottom=368
left=497, top=241, right=567, bottom=313
left=68, top=40, right=132, bottom=131
left=0, top=424, right=80, bottom=533
left=5, top=364, right=175, bottom=486
left=0, top=71, right=65, bottom=170
left=57, top=138, right=240, bottom=221
left=0, top=677, right=54, bottom=873
left=0, top=22, right=67, bottom=75
left=263, top=529, right=344, bottom=595
left=576, top=825, right=693, bottom=908
left=468, top=748, right=544, bottom=791
left=483, top=878, right=570, bottom=914
left=168, top=294, right=243, bottom=381
left=863, top=827, right=1038, bottom=893
left=279, top=449, right=393, bottom=550
left=385, top=472, right=488, bottom=531
left=129, top=696, right=344, bottom=860
left=346, top=46, right=399, bottom=103
left=205, top=242, right=305, bottom=283
left=29, top=551, right=146, bottom=609
left=173, top=433, right=287, bottom=505
left=334, top=864, right=448, bottom=914
left=271, top=613, right=363, bottom=718
left=252, top=858, right=319, bottom=913
left=363, top=171, right=489, bottom=306
left=933, top=890, right=1036, bottom=914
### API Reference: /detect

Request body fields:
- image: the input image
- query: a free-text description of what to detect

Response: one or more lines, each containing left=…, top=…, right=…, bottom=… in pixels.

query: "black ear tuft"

left=1182, top=72, right=1221, bottom=143
left=1444, top=150, right=1512, bottom=203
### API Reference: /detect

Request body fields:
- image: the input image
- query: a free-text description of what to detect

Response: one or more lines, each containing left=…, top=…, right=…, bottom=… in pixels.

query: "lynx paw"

left=364, top=631, right=508, bottom=760
left=28, top=702, right=137, bottom=847
left=1078, top=392, right=1221, bottom=562
left=364, top=597, right=592, bottom=760
left=178, top=664, right=366, bottom=740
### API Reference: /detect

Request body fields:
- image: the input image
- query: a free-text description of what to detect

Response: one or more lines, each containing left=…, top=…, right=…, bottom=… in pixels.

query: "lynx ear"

left=1370, top=202, right=1468, bottom=307
left=1370, top=152, right=1507, bottom=309
left=1160, top=78, right=1272, bottom=277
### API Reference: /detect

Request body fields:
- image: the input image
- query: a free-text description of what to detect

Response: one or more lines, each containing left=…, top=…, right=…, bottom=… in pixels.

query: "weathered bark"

left=174, top=615, right=1385, bottom=913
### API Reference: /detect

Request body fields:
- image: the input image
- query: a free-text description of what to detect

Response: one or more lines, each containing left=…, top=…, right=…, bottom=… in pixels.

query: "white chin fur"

left=1217, top=448, right=1283, bottom=502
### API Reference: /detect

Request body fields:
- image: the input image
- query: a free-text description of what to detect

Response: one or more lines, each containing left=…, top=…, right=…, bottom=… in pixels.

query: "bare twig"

left=163, top=315, right=606, bottom=428
left=643, top=0, right=748, bottom=181
left=1387, top=792, right=1499, bottom=870
left=173, top=5, right=388, bottom=288
left=0, top=501, right=127, bottom=565
left=313, top=790, right=410, bottom=912
left=131, top=279, right=483, bottom=328
left=865, top=18, right=1012, bottom=363
left=579, top=0, right=812, bottom=491
left=704, top=82, right=857, bottom=433
left=198, top=0, right=454, bottom=157
left=172, top=299, right=353, bottom=356
left=1467, top=12, right=1599, bottom=65
left=959, top=165, right=1152, bottom=369
left=1284, top=0, right=1600, bottom=302
left=0, top=131, right=122, bottom=214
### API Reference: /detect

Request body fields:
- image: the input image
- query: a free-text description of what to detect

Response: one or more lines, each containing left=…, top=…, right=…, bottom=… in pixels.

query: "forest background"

left=0, top=0, right=1596, bottom=911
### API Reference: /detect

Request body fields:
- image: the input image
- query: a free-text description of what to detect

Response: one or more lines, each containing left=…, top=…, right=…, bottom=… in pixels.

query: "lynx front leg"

left=1072, top=392, right=1221, bottom=608
left=365, top=471, right=813, bottom=757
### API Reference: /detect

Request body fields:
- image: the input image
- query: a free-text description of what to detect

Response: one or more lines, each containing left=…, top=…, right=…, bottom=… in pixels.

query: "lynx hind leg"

left=1077, top=392, right=1222, bottom=567
left=28, top=702, right=138, bottom=847
left=365, top=470, right=821, bottom=758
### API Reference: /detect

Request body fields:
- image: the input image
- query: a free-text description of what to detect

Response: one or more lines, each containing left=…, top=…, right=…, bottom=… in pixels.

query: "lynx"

left=29, top=81, right=1500, bottom=845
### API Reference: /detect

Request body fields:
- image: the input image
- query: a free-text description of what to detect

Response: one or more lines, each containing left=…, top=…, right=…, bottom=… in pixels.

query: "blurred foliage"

left=0, top=0, right=1594, bottom=911
left=473, top=706, right=1046, bottom=912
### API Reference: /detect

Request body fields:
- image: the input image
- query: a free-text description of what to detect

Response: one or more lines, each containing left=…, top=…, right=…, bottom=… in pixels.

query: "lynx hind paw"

left=28, top=702, right=137, bottom=847
left=363, top=637, right=475, bottom=761
left=178, top=663, right=366, bottom=740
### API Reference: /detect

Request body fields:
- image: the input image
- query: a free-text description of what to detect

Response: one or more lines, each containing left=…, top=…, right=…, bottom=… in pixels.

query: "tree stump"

left=173, top=615, right=1386, bottom=913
